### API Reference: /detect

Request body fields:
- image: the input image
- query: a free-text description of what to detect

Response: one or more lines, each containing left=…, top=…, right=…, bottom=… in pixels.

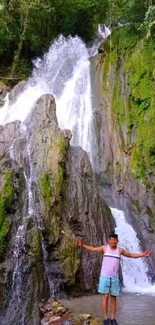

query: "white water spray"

left=111, top=208, right=155, bottom=294
left=0, top=27, right=109, bottom=160
left=98, top=24, right=111, bottom=39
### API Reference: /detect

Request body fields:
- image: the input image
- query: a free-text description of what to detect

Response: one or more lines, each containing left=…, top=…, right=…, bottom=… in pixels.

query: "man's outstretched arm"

left=120, top=248, right=151, bottom=258
left=76, top=240, right=105, bottom=253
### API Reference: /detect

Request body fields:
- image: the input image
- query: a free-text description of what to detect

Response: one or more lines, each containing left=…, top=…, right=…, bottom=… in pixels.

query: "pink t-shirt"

left=100, top=245, right=120, bottom=278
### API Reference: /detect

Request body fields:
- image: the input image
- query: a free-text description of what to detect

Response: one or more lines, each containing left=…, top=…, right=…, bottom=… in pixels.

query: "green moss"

left=102, top=43, right=110, bottom=83
left=0, top=170, right=14, bottom=258
left=0, top=81, right=5, bottom=86
left=3, top=171, right=14, bottom=208
left=40, top=136, right=67, bottom=245
left=0, top=200, right=8, bottom=256
left=40, top=137, right=66, bottom=207
left=30, top=229, right=42, bottom=258
left=57, top=139, right=66, bottom=155
left=40, top=173, right=52, bottom=207
left=102, top=25, right=155, bottom=183
left=61, top=229, right=80, bottom=285
left=58, top=166, right=63, bottom=192
left=56, top=138, right=66, bottom=199
left=112, top=81, right=125, bottom=127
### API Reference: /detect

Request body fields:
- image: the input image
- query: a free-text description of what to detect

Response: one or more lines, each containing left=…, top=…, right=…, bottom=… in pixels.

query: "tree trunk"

left=10, top=6, right=30, bottom=78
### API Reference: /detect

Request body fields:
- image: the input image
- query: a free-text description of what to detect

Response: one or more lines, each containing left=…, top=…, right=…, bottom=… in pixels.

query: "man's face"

left=108, top=237, right=118, bottom=248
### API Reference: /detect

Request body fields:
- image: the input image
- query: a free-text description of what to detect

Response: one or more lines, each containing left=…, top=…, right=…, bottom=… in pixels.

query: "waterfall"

left=0, top=26, right=154, bottom=296
left=0, top=29, right=109, bottom=306
left=98, top=24, right=111, bottom=39
left=0, top=26, right=108, bottom=161
left=111, top=208, right=155, bottom=293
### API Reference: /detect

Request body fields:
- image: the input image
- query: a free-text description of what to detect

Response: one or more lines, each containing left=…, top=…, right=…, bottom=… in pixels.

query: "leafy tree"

left=1, top=0, right=155, bottom=80
left=0, top=0, right=110, bottom=77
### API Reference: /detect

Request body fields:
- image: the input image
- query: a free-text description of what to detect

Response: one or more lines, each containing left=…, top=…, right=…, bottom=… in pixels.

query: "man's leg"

left=98, top=276, right=110, bottom=323
left=110, top=277, right=120, bottom=324
left=110, top=295, right=117, bottom=320
left=102, top=294, right=109, bottom=319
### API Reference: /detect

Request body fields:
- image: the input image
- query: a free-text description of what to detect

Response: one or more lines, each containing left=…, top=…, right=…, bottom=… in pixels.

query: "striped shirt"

left=100, top=245, right=120, bottom=278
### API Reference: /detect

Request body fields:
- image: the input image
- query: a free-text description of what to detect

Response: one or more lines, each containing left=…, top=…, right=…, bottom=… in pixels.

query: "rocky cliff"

left=91, top=25, right=155, bottom=274
left=0, top=89, right=114, bottom=324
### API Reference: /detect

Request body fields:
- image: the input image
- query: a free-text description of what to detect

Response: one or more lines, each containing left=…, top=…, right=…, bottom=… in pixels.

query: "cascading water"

left=0, top=26, right=154, bottom=296
left=0, top=26, right=106, bottom=161
left=12, top=225, right=25, bottom=303
left=111, top=208, right=155, bottom=293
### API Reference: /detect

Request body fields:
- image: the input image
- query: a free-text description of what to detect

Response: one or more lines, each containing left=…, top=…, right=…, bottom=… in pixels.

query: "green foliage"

left=139, top=5, right=155, bottom=32
left=0, top=0, right=109, bottom=76
left=1, top=0, right=155, bottom=77
left=109, top=0, right=153, bottom=25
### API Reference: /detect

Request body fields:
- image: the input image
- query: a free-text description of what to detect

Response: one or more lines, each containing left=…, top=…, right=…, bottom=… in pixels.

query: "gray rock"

left=0, top=84, right=10, bottom=107
left=0, top=92, right=114, bottom=325
left=8, top=80, right=27, bottom=102
left=24, top=94, right=59, bottom=133
left=61, top=146, right=113, bottom=293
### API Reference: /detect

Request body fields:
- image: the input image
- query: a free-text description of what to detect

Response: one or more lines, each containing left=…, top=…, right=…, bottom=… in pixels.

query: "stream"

left=61, top=293, right=155, bottom=325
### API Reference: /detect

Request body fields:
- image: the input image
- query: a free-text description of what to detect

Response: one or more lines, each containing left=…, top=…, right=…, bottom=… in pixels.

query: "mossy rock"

left=30, top=229, right=42, bottom=259
left=60, top=229, right=80, bottom=286
left=102, top=25, right=155, bottom=184
left=40, top=134, right=66, bottom=208
left=40, top=173, right=52, bottom=207
left=39, top=133, right=68, bottom=244
left=0, top=170, right=14, bottom=258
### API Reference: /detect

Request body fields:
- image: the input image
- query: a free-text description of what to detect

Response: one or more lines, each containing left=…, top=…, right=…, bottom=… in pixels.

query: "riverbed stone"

left=40, top=299, right=102, bottom=325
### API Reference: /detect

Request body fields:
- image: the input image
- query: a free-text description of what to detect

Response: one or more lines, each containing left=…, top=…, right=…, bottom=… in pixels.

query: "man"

left=76, top=233, right=151, bottom=325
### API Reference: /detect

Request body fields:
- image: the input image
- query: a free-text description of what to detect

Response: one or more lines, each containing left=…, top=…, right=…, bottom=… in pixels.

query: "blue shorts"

left=98, top=276, right=120, bottom=296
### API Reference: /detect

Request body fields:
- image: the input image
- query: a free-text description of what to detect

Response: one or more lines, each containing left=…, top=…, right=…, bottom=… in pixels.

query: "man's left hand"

left=143, top=250, right=151, bottom=257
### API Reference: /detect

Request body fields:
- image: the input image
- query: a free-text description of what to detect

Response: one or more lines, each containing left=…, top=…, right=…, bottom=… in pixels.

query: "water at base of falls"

left=111, top=208, right=155, bottom=294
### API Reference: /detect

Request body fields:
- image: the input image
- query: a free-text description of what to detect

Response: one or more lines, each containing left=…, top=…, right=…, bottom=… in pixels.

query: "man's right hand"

left=76, top=240, right=83, bottom=247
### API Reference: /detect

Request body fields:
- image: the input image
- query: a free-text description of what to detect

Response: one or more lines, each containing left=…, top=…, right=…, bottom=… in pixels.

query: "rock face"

left=91, top=25, right=155, bottom=273
left=8, top=80, right=27, bottom=102
left=0, top=91, right=114, bottom=324
left=0, top=83, right=10, bottom=107
left=62, top=146, right=113, bottom=294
